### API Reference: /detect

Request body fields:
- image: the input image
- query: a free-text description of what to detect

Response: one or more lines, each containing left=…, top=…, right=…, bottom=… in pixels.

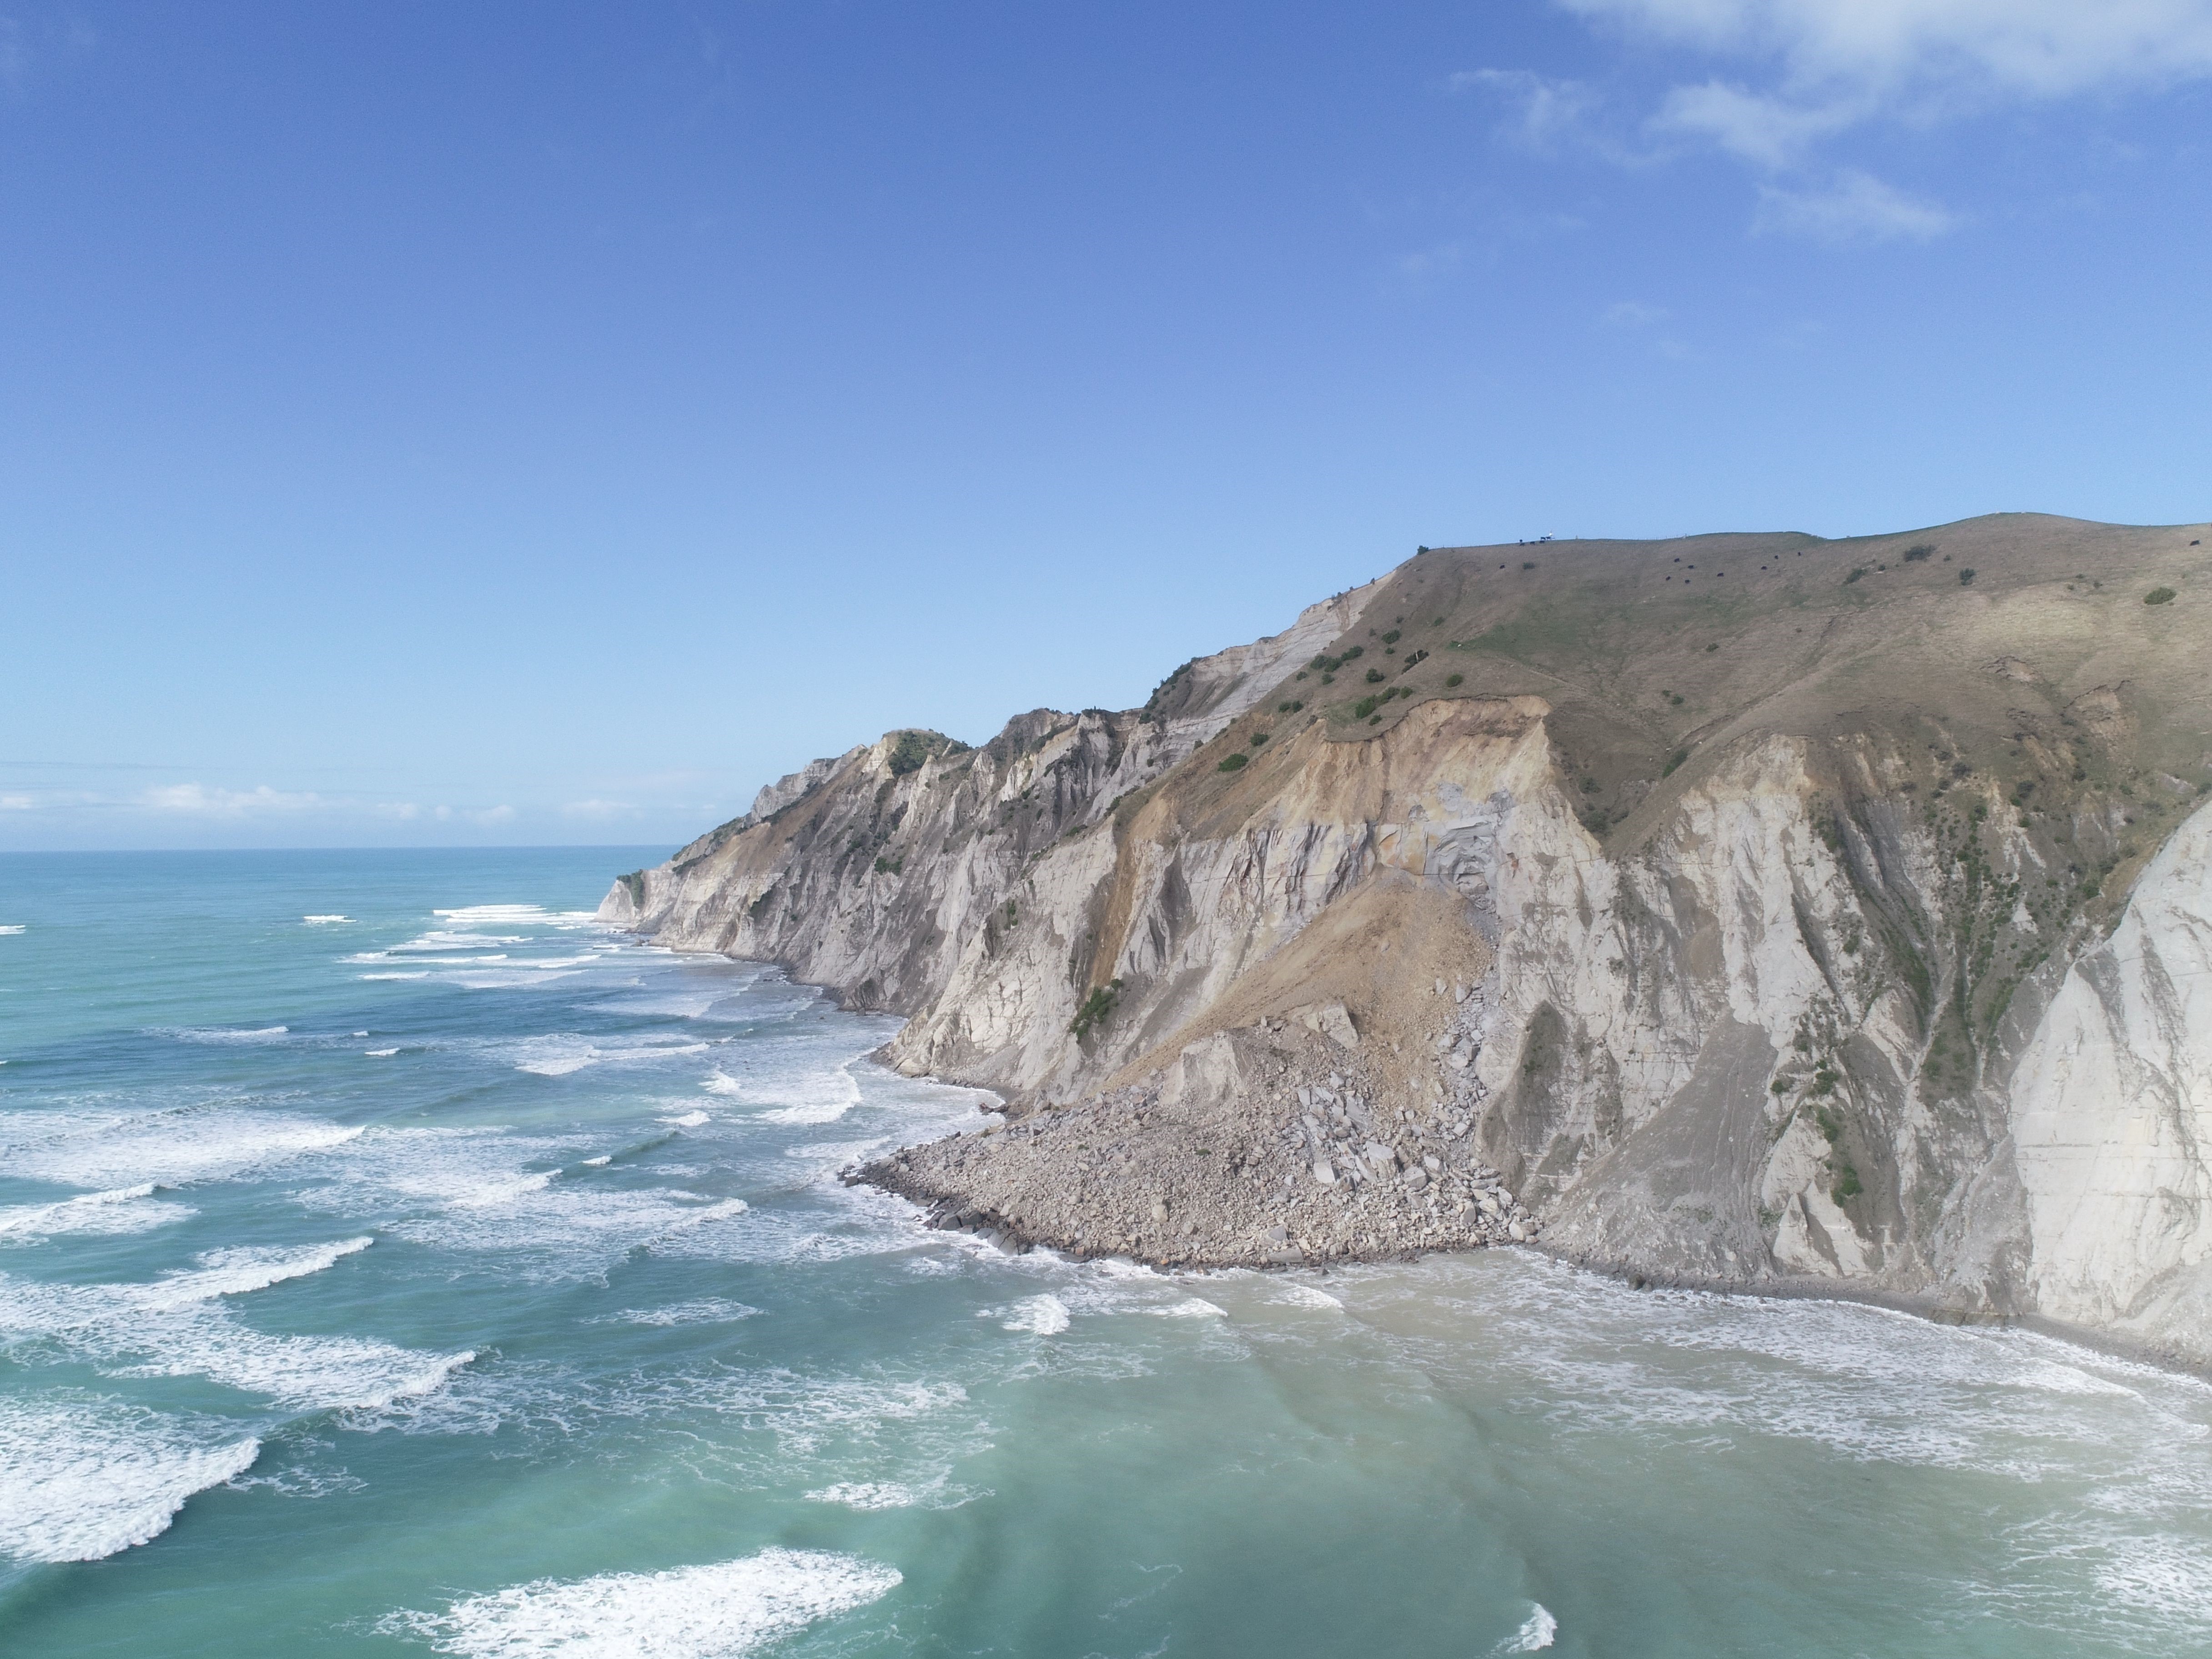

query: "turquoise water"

left=3, top=849, right=2210, bottom=1658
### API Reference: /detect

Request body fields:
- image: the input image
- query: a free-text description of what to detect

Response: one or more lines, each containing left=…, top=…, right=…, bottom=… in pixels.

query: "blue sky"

left=5, top=1, right=2210, bottom=850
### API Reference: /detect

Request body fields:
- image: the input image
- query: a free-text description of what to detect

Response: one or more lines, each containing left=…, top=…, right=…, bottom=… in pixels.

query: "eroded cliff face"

left=605, top=514, right=2212, bottom=1364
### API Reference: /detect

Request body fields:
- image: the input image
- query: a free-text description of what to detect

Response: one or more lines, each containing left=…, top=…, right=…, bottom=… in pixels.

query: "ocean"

left=1, top=847, right=2207, bottom=1657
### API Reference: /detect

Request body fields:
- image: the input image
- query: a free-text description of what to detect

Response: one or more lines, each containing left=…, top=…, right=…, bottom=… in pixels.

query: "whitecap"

left=0, top=1109, right=363, bottom=1190
left=804, top=1481, right=928, bottom=1510
left=160, top=1025, right=289, bottom=1044
left=0, top=1244, right=470, bottom=1412
left=660, top=1110, right=710, bottom=1129
left=381, top=1547, right=900, bottom=1658
left=361, top=972, right=430, bottom=981
left=593, top=1298, right=760, bottom=1328
left=995, top=1294, right=1071, bottom=1336
left=1148, top=1297, right=1228, bottom=1320
left=579, top=1155, right=612, bottom=1168
left=0, top=1397, right=259, bottom=1564
left=365, top=1048, right=399, bottom=1058
left=449, top=1172, right=557, bottom=1209
left=0, top=925, right=26, bottom=935
left=0, top=1184, right=194, bottom=1243
left=149, top=1237, right=374, bottom=1306
left=1498, top=1603, right=1557, bottom=1652
left=302, top=915, right=351, bottom=924
left=1272, top=1284, right=1344, bottom=1311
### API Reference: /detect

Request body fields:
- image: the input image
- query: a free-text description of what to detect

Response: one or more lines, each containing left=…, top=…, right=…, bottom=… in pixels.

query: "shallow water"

left=1, top=848, right=2208, bottom=1657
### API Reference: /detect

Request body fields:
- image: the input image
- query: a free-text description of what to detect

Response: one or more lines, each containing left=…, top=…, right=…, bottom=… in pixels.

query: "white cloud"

left=0, top=794, right=36, bottom=811
left=141, top=783, right=324, bottom=818
left=1654, top=77, right=1864, bottom=165
left=561, top=799, right=640, bottom=820
left=468, top=805, right=516, bottom=826
left=1470, top=0, right=2212, bottom=239
left=1754, top=168, right=1954, bottom=241
left=1561, top=0, right=2212, bottom=104
left=1451, top=68, right=1616, bottom=156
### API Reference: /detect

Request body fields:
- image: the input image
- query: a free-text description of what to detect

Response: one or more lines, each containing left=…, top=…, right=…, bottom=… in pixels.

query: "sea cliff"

left=603, top=514, right=2212, bottom=1365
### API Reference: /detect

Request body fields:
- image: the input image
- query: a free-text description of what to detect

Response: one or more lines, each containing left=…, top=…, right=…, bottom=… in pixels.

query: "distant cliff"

left=603, top=514, right=2212, bottom=1367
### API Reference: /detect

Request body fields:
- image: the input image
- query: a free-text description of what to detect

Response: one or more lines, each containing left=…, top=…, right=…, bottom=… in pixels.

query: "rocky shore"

left=851, top=987, right=1543, bottom=1269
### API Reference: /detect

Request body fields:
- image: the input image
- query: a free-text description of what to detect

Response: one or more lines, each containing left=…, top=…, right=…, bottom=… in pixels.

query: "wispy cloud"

left=561, top=799, right=640, bottom=820
left=1561, top=0, right=2212, bottom=108
left=1755, top=168, right=1953, bottom=242
left=1469, top=0, right=2212, bottom=241
left=141, top=783, right=324, bottom=817
left=1451, top=68, right=1619, bottom=158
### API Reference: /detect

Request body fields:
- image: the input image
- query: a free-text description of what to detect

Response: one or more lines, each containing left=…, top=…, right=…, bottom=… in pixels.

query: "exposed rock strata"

left=607, top=514, right=2212, bottom=1365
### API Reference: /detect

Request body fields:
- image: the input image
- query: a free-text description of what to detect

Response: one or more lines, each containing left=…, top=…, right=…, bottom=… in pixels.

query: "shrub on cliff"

left=2146, top=586, right=2177, bottom=605
left=1217, top=753, right=1248, bottom=772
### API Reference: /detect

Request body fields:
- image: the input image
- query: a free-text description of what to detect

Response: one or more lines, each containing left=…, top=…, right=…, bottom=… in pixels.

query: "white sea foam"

left=701, top=1070, right=743, bottom=1095
left=512, top=1035, right=710, bottom=1077
left=0, top=1183, right=194, bottom=1242
left=361, top=972, right=430, bottom=980
left=0, top=1108, right=364, bottom=1190
left=0, top=1238, right=469, bottom=1409
left=995, top=1294, right=1071, bottom=1335
left=1148, top=1297, right=1227, bottom=1320
left=161, top=1025, right=290, bottom=1044
left=302, top=915, right=351, bottom=924
left=1272, top=1283, right=1345, bottom=1311
left=0, top=925, right=27, bottom=935
left=579, top=1155, right=612, bottom=1167
left=152, top=1237, right=374, bottom=1304
left=1498, top=1603, right=1557, bottom=1652
left=593, top=1298, right=761, bottom=1328
left=660, top=1110, right=710, bottom=1129
left=450, top=1172, right=558, bottom=1208
left=321, top=1128, right=749, bottom=1271
left=0, top=1397, right=260, bottom=1563
left=382, top=1547, right=900, bottom=1659
left=365, top=1048, right=399, bottom=1057
left=805, top=1481, right=922, bottom=1510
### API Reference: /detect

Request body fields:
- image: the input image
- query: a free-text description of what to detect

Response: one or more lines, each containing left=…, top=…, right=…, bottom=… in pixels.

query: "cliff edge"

left=603, top=515, right=2212, bottom=1366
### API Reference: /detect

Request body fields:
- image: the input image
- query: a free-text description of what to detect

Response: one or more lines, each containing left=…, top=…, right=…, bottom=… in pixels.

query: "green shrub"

left=1364, top=668, right=1385, bottom=683
left=2146, top=586, right=2177, bottom=605
left=1832, top=1163, right=1863, bottom=1202
left=1445, top=673, right=1463, bottom=687
left=885, top=730, right=947, bottom=776
left=1521, top=560, right=1536, bottom=570
left=1381, top=629, right=1401, bottom=644
left=1217, top=753, right=1249, bottom=772
left=1277, top=699, right=1304, bottom=713
left=1580, top=777, right=1600, bottom=794
left=1669, top=693, right=1685, bottom=705
left=1353, top=696, right=1379, bottom=719
left=1069, top=981, right=1123, bottom=1038
left=1342, top=645, right=1363, bottom=661
left=1903, top=543, right=1935, bottom=562
left=873, top=855, right=903, bottom=875
left=1662, top=749, right=1689, bottom=776
left=1959, top=568, right=1976, bottom=585
left=1845, top=567, right=1867, bottom=585
left=1251, top=733, right=1268, bottom=745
